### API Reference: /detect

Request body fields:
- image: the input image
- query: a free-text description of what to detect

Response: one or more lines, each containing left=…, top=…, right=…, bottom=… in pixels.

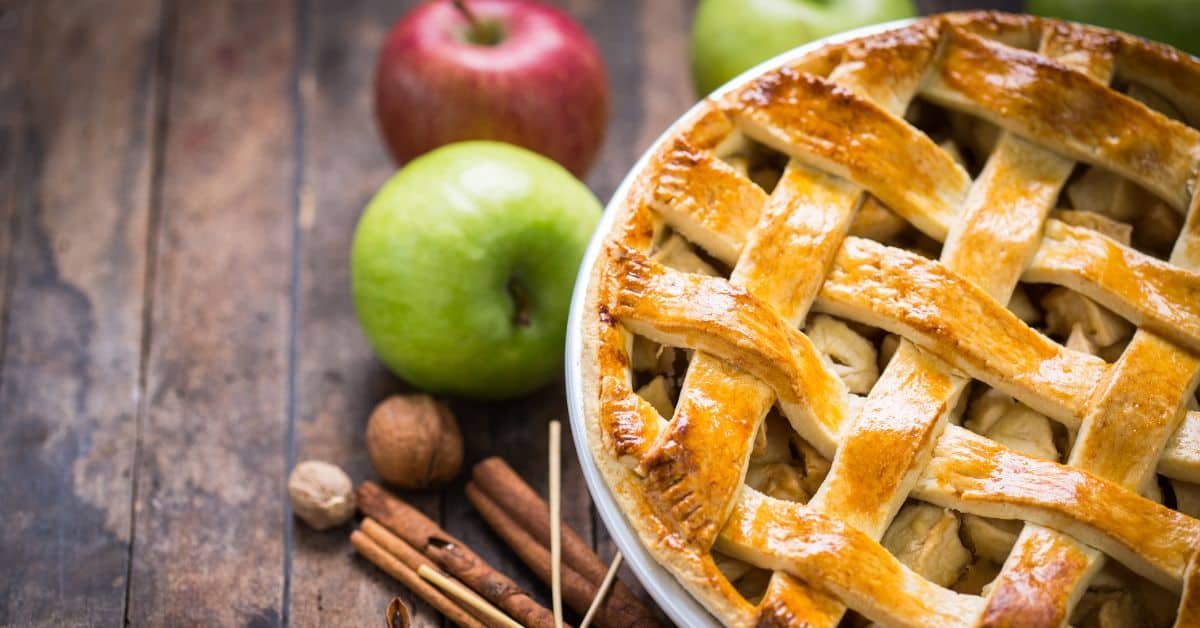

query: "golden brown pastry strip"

left=977, top=177, right=1200, bottom=627
left=726, top=66, right=968, bottom=240
left=638, top=356, right=773, bottom=549
left=648, top=138, right=766, bottom=264
left=817, top=237, right=1109, bottom=424
left=746, top=24, right=1125, bottom=627
left=924, top=26, right=1200, bottom=211
left=1113, top=33, right=1200, bottom=126
left=1179, top=550, right=1200, bottom=627
left=730, top=165, right=862, bottom=323
left=609, top=247, right=848, bottom=453
left=596, top=372, right=664, bottom=467
left=717, top=489, right=984, bottom=627
left=913, top=425, right=1200, bottom=592
left=824, top=20, right=941, bottom=111
left=807, top=342, right=959, bottom=535
left=1069, top=333, right=1200, bottom=486
left=1026, top=220, right=1200, bottom=353
left=940, top=135, right=1076, bottom=298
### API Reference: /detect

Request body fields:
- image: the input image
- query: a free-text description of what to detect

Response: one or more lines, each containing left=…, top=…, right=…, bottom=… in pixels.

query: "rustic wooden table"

left=0, top=0, right=1017, bottom=625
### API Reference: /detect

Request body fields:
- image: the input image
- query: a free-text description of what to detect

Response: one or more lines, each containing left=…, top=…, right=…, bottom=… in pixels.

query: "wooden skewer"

left=580, top=553, right=623, bottom=628
left=549, top=420, right=564, bottom=628
left=418, top=564, right=522, bottom=628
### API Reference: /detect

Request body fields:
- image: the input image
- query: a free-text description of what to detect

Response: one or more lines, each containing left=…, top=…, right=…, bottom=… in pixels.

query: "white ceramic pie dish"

left=564, top=19, right=919, bottom=627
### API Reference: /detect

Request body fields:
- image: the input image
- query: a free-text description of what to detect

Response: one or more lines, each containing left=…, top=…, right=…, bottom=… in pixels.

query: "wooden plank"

left=0, top=0, right=29, bottom=356
left=0, top=0, right=162, bottom=624
left=570, top=0, right=647, bottom=203
left=286, top=1, right=443, bottom=626
left=126, top=1, right=297, bottom=624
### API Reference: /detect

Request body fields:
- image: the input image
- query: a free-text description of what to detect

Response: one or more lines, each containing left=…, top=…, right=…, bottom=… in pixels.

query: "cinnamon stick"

left=472, top=458, right=655, bottom=620
left=359, top=482, right=559, bottom=628
left=467, top=482, right=661, bottom=628
left=357, top=481, right=462, bottom=548
left=360, top=518, right=441, bottom=583
left=426, top=536, right=558, bottom=628
left=350, top=526, right=484, bottom=628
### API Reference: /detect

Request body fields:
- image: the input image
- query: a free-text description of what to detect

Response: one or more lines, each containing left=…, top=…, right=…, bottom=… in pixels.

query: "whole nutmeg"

left=288, top=460, right=355, bottom=531
left=366, top=394, right=463, bottom=488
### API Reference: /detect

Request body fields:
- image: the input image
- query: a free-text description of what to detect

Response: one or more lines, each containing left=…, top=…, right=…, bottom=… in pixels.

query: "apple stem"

left=451, top=0, right=499, bottom=45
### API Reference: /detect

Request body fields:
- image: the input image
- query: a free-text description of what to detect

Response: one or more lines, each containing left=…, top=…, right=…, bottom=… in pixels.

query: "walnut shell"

left=288, top=460, right=355, bottom=531
left=366, top=394, right=463, bottom=489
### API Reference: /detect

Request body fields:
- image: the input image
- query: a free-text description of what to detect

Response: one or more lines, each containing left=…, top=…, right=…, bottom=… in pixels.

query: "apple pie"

left=577, top=11, right=1200, bottom=627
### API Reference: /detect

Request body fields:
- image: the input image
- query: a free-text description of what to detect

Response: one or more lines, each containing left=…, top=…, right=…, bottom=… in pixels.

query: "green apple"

left=690, top=0, right=917, bottom=96
left=351, top=141, right=601, bottom=400
left=1028, top=0, right=1200, bottom=57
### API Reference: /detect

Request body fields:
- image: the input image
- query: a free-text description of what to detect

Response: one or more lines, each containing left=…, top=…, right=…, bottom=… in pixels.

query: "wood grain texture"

left=288, top=1, right=442, bottom=626
left=569, top=0, right=644, bottom=203
left=0, top=0, right=161, bottom=624
left=126, top=1, right=296, bottom=624
left=0, top=0, right=29, bottom=364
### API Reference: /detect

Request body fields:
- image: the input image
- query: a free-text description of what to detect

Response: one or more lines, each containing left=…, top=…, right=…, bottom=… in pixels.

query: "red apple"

left=375, top=0, right=609, bottom=178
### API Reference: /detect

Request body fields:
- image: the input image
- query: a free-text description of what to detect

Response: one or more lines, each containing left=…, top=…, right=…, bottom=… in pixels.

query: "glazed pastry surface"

left=580, top=12, right=1200, bottom=627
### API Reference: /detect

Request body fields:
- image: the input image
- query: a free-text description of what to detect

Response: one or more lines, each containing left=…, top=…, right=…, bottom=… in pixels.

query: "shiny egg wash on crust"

left=579, top=12, right=1200, bottom=628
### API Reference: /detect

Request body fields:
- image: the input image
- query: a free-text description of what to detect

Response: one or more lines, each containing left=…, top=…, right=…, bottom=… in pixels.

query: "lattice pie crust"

left=579, top=12, right=1200, bottom=628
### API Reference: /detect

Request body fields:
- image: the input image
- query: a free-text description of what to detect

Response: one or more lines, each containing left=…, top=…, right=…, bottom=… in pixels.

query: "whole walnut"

left=288, top=460, right=355, bottom=531
left=366, top=394, right=463, bottom=488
